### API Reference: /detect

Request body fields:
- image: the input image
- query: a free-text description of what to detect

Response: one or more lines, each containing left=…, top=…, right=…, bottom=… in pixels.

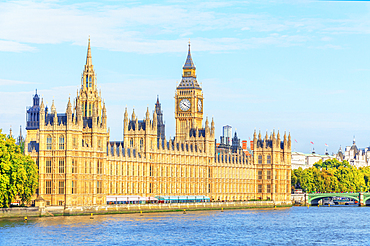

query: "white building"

left=222, top=125, right=232, bottom=145
left=335, top=138, right=370, bottom=167
left=291, top=149, right=335, bottom=169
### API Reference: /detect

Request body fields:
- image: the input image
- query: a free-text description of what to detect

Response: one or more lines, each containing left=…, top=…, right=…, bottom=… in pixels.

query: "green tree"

left=292, top=159, right=369, bottom=193
left=0, top=129, right=38, bottom=207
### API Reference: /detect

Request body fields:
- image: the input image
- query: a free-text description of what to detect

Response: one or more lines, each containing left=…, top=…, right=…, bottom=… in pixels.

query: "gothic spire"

left=86, top=36, right=92, bottom=66
left=178, top=42, right=200, bottom=89
left=183, top=41, right=195, bottom=69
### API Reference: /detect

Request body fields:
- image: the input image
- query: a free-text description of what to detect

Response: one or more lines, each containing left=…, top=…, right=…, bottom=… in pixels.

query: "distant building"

left=291, top=149, right=335, bottom=169
left=221, top=125, right=232, bottom=146
left=335, top=138, right=370, bottom=167
left=16, top=125, right=24, bottom=146
left=154, top=96, right=165, bottom=141
left=217, top=130, right=243, bottom=154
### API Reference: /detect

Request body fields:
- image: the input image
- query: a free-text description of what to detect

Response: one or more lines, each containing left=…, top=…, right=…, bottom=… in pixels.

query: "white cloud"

left=0, top=0, right=348, bottom=53
left=0, top=40, right=36, bottom=52
left=0, top=78, right=37, bottom=85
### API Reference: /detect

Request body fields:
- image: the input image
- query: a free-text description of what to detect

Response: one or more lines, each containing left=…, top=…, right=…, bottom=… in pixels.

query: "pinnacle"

left=86, top=37, right=92, bottom=66
left=183, top=43, right=195, bottom=69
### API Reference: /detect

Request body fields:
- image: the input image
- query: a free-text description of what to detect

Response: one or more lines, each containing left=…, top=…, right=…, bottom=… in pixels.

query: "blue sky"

left=1, top=0, right=370, bottom=154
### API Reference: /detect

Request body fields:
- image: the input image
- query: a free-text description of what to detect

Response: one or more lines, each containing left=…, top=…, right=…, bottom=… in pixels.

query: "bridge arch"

left=363, top=195, right=370, bottom=205
left=308, top=193, right=360, bottom=205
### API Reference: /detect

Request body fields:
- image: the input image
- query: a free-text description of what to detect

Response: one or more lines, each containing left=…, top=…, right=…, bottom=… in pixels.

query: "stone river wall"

left=0, top=201, right=292, bottom=219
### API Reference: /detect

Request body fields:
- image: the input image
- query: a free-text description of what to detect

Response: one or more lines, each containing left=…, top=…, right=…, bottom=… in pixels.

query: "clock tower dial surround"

left=175, top=43, right=204, bottom=141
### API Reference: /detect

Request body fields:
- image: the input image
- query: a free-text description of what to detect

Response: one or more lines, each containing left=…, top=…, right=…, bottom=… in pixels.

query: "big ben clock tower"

left=175, top=43, right=204, bottom=141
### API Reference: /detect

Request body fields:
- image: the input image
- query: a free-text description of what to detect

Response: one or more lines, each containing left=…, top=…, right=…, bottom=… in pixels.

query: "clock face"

left=198, top=99, right=202, bottom=112
left=180, top=99, right=191, bottom=111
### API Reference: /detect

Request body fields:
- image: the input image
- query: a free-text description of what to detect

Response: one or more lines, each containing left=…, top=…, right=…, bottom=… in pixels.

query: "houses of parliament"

left=25, top=39, right=292, bottom=206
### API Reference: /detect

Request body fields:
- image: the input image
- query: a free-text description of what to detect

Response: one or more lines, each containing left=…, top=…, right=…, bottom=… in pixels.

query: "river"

left=1, top=206, right=370, bottom=245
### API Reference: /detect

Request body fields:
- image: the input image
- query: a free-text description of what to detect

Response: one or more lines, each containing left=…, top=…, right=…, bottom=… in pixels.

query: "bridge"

left=306, top=192, right=370, bottom=206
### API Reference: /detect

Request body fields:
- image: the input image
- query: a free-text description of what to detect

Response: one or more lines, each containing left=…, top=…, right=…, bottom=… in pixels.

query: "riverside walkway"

left=0, top=200, right=292, bottom=219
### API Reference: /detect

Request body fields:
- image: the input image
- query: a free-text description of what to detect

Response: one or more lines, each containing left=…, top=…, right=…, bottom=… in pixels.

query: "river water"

left=1, top=206, right=370, bottom=245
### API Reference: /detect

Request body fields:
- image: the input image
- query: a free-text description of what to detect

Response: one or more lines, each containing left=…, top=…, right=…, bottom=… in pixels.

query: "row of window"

left=109, top=182, right=211, bottom=194
left=45, top=180, right=290, bottom=194
left=257, top=170, right=290, bottom=180
left=44, top=159, right=290, bottom=182
left=45, top=180, right=289, bottom=195
left=46, top=136, right=103, bottom=150
left=45, top=159, right=104, bottom=174
left=257, top=184, right=290, bottom=193
left=258, top=155, right=271, bottom=164
left=46, top=135, right=64, bottom=150
left=45, top=180, right=103, bottom=194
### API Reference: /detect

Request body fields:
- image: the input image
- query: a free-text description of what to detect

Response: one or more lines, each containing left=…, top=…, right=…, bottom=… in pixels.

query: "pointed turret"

left=66, top=97, right=72, bottom=113
left=283, top=131, right=287, bottom=148
left=131, top=109, right=136, bottom=120
left=102, top=101, right=107, bottom=116
left=102, top=101, right=107, bottom=127
left=258, top=131, right=261, bottom=140
left=145, top=107, right=151, bottom=128
left=153, top=109, right=157, bottom=130
left=183, top=42, right=195, bottom=69
left=177, top=42, right=200, bottom=89
left=124, top=107, right=128, bottom=120
left=76, top=101, right=82, bottom=124
left=40, top=98, right=45, bottom=127
left=86, top=36, right=92, bottom=66
left=66, top=97, right=72, bottom=123
left=205, top=117, right=210, bottom=136
left=16, top=125, right=24, bottom=145
left=211, top=117, right=215, bottom=136
left=40, top=98, right=44, bottom=112
left=146, top=107, right=150, bottom=120
left=123, top=107, right=128, bottom=137
left=51, top=100, right=56, bottom=114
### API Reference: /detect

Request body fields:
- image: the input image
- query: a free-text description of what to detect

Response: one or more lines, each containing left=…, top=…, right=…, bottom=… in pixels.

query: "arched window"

left=47, top=135, right=52, bottom=150
left=258, top=155, right=262, bottom=164
left=130, top=138, right=133, bottom=148
left=89, top=103, right=92, bottom=117
left=267, top=155, right=271, bottom=164
left=140, top=138, right=143, bottom=150
left=59, top=135, right=65, bottom=150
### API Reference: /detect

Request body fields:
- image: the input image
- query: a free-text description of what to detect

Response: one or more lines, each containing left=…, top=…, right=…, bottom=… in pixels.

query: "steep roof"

left=183, top=44, right=195, bottom=69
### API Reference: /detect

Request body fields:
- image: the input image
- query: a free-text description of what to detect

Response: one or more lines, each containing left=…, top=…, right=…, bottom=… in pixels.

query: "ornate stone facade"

left=25, top=40, right=291, bottom=206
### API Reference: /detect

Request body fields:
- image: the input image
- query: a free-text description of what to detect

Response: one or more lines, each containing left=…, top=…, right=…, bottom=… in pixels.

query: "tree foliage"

left=0, top=129, right=38, bottom=207
left=292, top=159, right=370, bottom=193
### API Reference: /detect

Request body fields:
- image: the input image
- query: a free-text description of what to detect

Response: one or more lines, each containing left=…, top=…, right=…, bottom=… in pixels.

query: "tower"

left=155, top=96, right=166, bottom=141
left=76, top=37, right=102, bottom=118
left=175, top=43, right=204, bottom=141
left=26, top=89, right=40, bottom=130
